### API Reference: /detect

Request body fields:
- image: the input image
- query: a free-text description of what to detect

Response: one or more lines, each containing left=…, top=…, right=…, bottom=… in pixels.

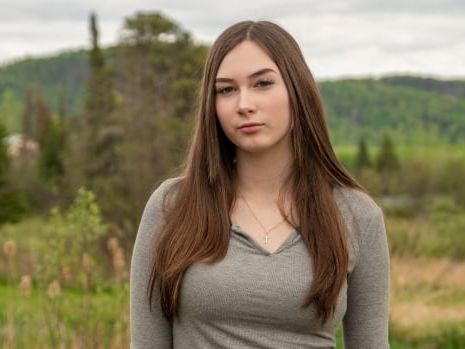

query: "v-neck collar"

left=230, top=221, right=300, bottom=256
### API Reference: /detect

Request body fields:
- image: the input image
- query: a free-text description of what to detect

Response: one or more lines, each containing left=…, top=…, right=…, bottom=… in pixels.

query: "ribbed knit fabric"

left=130, top=177, right=390, bottom=349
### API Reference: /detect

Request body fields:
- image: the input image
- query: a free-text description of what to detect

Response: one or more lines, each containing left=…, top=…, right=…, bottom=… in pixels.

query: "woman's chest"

left=178, top=237, right=347, bottom=331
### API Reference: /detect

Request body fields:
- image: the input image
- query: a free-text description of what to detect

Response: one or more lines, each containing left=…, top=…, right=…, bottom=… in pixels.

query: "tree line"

left=0, top=11, right=464, bottom=242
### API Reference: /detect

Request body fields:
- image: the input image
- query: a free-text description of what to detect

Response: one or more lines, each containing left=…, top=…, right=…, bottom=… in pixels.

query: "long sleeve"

left=342, top=206, right=390, bottom=349
left=130, top=180, right=175, bottom=349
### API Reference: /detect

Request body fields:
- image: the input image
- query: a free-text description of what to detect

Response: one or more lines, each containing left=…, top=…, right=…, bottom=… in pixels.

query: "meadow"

left=1, top=145, right=464, bottom=348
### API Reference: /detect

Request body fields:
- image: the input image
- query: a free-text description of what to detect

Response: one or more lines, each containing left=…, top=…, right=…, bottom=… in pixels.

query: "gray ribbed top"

left=130, top=177, right=390, bottom=349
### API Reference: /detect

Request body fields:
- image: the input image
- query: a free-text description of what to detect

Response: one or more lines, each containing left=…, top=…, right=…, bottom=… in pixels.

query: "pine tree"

left=36, top=90, right=51, bottom=145
left=22, top=85, right=35, bottom=140
left=355, top=135, right=371, bottom=172
left=376, top=132, right=400, bottom=195
left=84, top=12, right=119, bottom=183
left=376, top=132, right=399, bottom=173
left=0, top=121, right=28, bottom=223
left=0, top=121, right=9, bottom=185
left=38, top=118, right=65, bottom=183
left=86, top=12, right=113, bottom=117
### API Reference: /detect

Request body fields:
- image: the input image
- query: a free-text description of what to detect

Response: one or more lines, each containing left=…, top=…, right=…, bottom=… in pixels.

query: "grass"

left=0, top=278, right=129, bottom=348
left=2, top=168, right=465, bottom=348
left=388, top=256, right=465, bottom=348
left=3, top=273, right=463, bottom=349
left=386, top=206, right=465, bottom=261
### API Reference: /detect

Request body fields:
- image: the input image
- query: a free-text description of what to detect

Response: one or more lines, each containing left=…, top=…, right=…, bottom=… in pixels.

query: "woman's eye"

left=216, top=86, right=235, bottom=95
left=255, top=79, right=274, bottom=88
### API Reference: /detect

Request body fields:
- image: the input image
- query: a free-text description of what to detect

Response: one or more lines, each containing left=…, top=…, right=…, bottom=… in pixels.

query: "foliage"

left=0, top=50, right=88, bottom=119
left=387, top=196, right=465, bottom=260
left=381, top=75, right=465, bottom=98
left=82, top=12, right=119, bottom=187
left=36, top=187, right=108, bottom=285
left=0, top=121, right=8, bottom=180
left=0, top=89, right=22, bottom=133
left=0, top=187, right=130, bottom=348
left=83, top=11, right=207, bottom=236
left=38, top=116, right=65, bottom=184
left=0, top=121, right=29, bottom=223
left=321, top=78, right=465, bottom=145
left=376, top=132, right=399, bottom=173
left=354, top=135, right=372, bottom=173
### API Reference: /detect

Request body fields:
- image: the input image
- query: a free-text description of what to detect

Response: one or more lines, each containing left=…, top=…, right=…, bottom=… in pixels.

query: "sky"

left=1, top=0, right=464, bottom=79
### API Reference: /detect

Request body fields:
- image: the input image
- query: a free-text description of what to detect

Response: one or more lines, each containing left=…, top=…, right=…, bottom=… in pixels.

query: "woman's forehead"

left=216, top=40, right=279, bottom=79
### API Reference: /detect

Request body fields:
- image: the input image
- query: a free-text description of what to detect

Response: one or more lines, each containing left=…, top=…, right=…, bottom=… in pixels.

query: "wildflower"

left=47, top=280, right=61, bottom=298
left=19, top=275, right=32, bottom=296
left=3, top=240, right=16, bottom=258
left=107, top=237, right=119, bottom=253
left=113, top=247, right=126, bottom=272
left=81, top=253, right=90, bottom=272
left=61, top=266, right=72, bottom=283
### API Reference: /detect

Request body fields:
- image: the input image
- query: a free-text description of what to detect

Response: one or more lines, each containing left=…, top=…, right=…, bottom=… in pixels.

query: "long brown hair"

left=148, top=20, right=364, bottom=324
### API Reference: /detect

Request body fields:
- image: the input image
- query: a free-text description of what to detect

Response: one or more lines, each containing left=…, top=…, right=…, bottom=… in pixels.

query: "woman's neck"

left=234, top=147, right=292, bottom=202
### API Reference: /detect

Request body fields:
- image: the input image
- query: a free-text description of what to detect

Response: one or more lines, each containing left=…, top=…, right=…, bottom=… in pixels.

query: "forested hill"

left=0, top=50, right=89, bottom=116
left=0, top=49, right=464, bottom=145
left=380, top=76, right=465, bottom=99
left=320, top=78, right=465, bottom=144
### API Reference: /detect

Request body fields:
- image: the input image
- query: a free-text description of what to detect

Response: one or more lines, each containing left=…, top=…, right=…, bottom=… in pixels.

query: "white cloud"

left=0, top=0, right=464, bottom=78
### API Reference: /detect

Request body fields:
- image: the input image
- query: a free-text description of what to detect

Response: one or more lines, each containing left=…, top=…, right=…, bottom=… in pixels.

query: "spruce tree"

left=36, top=90, right=51, bottom=145
left=39, top=118, right=65, bottom=183
left=0, top=121, right=8, bottom=185
left=376, top=132, right=399, bottom=173
left=22, top=85, right=35, bottom=141
left=355, top=135, right=371, bottom=172
left=376, top=132, right=399, bottom=195
left=0, top=121, right=28, bottom=223
left=84, top=12, right=118, bottom=183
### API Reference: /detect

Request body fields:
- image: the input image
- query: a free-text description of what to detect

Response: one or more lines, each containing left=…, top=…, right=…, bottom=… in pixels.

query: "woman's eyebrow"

left=215, top=68, right=277, bottom=83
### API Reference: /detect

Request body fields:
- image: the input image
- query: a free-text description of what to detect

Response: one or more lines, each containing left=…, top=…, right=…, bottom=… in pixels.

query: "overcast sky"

left=1, top=0, right=464, bottom=79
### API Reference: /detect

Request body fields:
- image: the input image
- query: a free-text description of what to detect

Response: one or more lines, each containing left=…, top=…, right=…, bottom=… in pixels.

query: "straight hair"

left=148, top=20, right=364, bottom=324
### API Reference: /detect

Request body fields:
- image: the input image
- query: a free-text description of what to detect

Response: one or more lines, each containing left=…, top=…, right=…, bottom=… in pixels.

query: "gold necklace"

left=239, top=194, right=286, bottom=245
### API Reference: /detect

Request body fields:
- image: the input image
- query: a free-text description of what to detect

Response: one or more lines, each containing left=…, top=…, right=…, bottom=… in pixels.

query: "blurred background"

left=0, top=1, right=464, bottom=348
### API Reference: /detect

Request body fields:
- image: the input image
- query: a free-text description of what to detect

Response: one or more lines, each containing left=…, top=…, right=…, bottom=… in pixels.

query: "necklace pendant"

left=265, top=234, right=270, bottom=244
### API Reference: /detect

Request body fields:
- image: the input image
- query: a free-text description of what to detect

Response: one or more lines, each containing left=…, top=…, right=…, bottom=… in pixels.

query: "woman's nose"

left=237, top=90, right=256, bottom=115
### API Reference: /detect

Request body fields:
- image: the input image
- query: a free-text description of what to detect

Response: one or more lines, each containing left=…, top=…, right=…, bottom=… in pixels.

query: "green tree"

left=376, top=132, right=400, bottom=195
left=83, top=12, right=118, bottom=184
left=38, top=118, right=65, bottom=183
left=0, top=121, right=8, bottom=184
left=22, top=85, right=36, bottom=141
left=376, top=132, right=399, bottom=173
left=355, top=135, right=371, bottom=172
left=107, top=11, right=207, bottom=236
left=0, top=89, right=23, bottom=133
left=36, top=90, right=51, bottom=145
left=0, top=121, right=28, bottom=223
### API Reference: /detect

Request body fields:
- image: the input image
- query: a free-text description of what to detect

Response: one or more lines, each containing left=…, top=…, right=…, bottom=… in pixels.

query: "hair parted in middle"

left=148, top=20, right=364, bottom=324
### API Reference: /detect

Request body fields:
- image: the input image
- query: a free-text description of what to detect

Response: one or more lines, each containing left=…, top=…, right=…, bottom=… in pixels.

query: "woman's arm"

left=130, top=180, right=174, bottom=349
left=342, top=206, right=390, bottom=349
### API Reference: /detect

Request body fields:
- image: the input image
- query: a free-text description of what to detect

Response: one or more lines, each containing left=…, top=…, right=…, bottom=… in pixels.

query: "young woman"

left=130, top=20, right=390, bottom=349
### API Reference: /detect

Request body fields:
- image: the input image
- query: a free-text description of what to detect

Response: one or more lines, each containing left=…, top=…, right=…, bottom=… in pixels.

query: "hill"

left=0, top=50, right=464, bottom=145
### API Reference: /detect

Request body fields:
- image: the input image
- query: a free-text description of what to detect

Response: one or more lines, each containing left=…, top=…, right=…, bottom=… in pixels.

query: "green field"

left=2, top=204, right=465, bottom=348
left=2, top=145, right=465, bottom=347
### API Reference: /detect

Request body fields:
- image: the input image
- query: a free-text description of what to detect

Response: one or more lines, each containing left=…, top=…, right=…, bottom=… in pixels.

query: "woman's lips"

left=239, top=124, right=263, bottom=133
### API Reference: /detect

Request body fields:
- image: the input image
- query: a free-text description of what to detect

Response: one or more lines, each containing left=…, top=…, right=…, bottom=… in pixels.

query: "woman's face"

left=214, top=40, right=292, bottom=155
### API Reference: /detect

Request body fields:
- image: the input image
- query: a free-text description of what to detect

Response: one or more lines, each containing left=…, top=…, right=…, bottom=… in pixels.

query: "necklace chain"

left=239, top=194, right=286, bottom=245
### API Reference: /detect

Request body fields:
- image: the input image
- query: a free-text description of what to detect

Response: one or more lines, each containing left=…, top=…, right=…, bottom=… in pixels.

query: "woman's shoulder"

left=147, top=176, right=184, bottom=205
left=140, top=176, right=184, bottom=223
left=333, top=186, right=387, bottom=270
left=333, top=185, right=382, bottom=224
left=156, top=176, right=184, bottom=193
left=135, top=176, right=184, bottom=243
